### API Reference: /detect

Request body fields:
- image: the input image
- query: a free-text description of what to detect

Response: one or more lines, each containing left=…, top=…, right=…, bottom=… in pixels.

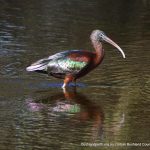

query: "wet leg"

left=73, top=79, right=77, bottom=87
left=62, top=75, right=74, bottom=89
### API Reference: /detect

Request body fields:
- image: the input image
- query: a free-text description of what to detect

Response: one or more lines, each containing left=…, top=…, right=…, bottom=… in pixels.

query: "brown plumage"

left=26, top=30, right=125, bottom=88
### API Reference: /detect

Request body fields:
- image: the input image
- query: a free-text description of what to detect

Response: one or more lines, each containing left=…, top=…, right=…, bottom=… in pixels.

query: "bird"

left=26, top=30, right=125, bottom=88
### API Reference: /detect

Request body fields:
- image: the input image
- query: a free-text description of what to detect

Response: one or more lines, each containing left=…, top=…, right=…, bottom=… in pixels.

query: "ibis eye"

left=99, top=33, right=104, bottom=41
left=100, top=34, right=103, bottom=37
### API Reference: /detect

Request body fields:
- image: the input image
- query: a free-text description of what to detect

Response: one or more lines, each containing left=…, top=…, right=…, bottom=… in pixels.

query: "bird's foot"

left=61, top=83, right=67, bottom=89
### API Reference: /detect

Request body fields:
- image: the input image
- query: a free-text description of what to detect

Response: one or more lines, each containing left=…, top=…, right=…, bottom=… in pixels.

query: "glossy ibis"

left=26, top=30, right=125, bottom=88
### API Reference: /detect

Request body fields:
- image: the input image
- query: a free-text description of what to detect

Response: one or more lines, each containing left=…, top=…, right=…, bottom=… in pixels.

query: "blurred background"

left=0, top=0, right=150, bottom=150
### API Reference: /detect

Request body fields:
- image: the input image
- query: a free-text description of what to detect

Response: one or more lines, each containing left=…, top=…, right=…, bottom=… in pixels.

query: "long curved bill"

left=103, top=35, right=126, bottom=58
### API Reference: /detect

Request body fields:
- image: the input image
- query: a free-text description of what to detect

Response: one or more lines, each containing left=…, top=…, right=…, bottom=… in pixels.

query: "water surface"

left=0, top=0, right=150, bottom=150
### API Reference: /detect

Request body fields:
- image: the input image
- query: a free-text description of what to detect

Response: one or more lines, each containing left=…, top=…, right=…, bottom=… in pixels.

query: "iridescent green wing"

left=46, top=50, right=90, bottom=75
left=57, top=57, right=88, bottom=74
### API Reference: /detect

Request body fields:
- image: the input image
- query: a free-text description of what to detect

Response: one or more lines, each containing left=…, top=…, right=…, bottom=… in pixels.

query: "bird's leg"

left=62, top=87, right=76, bottom=100
left=62, top=75, right=74, bottom=89
left=73, top=79, right=76, bottom=87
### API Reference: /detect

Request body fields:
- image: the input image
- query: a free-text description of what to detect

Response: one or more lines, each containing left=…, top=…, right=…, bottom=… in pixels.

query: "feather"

left=26, top=50, right=91, bottom=78
left=26, top=58, right=50, bottom=71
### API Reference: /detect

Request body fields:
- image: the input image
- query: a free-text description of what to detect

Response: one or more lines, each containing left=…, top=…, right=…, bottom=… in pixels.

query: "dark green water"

left=0, top=0, right=150, bottom=150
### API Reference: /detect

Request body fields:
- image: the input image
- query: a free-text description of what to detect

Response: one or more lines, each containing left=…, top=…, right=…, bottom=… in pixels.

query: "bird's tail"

left=26, top=58, right=49, bottom=72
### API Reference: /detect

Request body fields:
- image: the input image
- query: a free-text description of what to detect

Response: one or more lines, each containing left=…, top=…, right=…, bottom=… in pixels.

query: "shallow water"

left=0, top=0, right=150, bottom=150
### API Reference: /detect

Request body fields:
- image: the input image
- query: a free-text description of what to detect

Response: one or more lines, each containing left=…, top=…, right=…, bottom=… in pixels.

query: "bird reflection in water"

left=26, top=87, right=104, bottom=140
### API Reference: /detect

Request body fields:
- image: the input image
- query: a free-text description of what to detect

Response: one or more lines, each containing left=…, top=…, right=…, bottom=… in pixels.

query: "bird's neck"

left=92, top=41, right=104, bottom=65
